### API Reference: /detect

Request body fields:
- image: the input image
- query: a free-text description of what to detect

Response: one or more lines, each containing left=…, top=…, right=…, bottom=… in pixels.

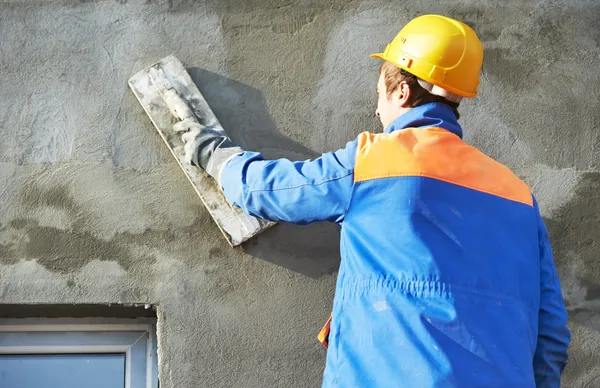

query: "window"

left=0, top=318, right=159, bottom=388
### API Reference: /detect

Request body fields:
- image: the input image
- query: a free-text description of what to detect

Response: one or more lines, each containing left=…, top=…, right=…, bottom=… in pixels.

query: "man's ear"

left=396, top=81, right=411, bottom=108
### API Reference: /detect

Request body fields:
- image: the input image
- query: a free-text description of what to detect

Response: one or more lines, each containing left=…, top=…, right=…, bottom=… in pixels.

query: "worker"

left=174, top=14, right=571, bottom=388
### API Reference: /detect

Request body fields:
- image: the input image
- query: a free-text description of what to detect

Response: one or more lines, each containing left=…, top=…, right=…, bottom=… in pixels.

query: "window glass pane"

left=0, top=354, right=125, bottom=388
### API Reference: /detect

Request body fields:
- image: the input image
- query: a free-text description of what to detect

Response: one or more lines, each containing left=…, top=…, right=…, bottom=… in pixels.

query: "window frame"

left=0, top=317, right=158, bottom=388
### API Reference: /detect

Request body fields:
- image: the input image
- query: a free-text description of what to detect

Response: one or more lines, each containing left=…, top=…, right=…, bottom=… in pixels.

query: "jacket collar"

left=383, top=102, right=463, bottom=138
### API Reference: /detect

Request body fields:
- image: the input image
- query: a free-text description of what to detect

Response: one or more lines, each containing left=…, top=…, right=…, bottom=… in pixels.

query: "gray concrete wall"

left=0, top=0, right=598, bottom=386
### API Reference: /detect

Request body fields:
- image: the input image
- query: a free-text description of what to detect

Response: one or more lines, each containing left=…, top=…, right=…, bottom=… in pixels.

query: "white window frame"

left=0, top=318, right=158, bottom=388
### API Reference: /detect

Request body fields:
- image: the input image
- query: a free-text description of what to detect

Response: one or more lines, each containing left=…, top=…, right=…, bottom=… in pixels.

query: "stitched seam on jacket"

left=338, top=277, right=532, bottom=313
left=246, top=170, right=354, bottom=192
left=332, top=295, right=343, bottom=386
left=343, top=146, right=360, bottom=216
left=355, top=173, right=533, bottom=207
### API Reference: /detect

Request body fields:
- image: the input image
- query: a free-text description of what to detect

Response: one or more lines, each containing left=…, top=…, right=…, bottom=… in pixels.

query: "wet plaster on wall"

left=1, top=1, right=333, bottom=387
left=209, top=0, right=360, bottom=153
left=537, top=171, right=600, bottom=386
left=464, top=0, right=600, bottom=170
left=1, top=0, right=600, bottom=386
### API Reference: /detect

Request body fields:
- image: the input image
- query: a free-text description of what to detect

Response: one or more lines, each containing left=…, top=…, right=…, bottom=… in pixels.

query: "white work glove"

left=173, top=119, right=243, bottom=182
left=173, top=119, right=205, bottom=166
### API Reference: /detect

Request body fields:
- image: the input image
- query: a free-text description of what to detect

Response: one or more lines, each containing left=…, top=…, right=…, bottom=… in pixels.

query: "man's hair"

left=380, top=61, right=460, bottom=119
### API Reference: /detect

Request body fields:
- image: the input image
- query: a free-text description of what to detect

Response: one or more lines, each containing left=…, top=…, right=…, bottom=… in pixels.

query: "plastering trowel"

left=128, top=55, right=275, bottom=246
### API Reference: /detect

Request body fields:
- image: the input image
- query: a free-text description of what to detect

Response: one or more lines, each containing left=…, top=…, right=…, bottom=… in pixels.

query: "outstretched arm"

left=219, top=140, right=357, bottom=225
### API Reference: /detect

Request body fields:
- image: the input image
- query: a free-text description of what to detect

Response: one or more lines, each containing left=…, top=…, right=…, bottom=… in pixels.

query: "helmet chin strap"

left=416, top=79, right=463, bottom=104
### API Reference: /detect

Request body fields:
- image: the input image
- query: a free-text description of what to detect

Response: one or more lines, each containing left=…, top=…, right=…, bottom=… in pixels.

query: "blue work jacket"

left=220, top=102, right=571, bottom=387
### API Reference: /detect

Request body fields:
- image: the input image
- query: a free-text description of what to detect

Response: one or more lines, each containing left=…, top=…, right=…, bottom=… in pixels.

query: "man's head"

left=375, top=61, right=460, bottom=129
left=371, top=14, right=483, bottom=129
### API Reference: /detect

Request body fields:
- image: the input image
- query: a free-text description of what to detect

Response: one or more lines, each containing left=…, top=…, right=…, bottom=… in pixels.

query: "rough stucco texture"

left=0, top=0, right=599, bottom=386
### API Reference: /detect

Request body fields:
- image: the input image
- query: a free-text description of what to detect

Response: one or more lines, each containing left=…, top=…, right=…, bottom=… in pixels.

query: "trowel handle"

left=148, top=66, right=196, bottom=122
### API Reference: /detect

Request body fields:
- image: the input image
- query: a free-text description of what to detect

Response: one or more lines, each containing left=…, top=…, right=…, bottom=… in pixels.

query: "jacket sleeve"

left=532, top=198, right=571, bottom=388
left=219, top=140, right=357, bottom=224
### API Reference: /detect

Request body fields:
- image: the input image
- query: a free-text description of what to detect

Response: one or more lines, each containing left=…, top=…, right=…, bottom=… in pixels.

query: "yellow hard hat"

left=371, top=14, right=483, bottom=99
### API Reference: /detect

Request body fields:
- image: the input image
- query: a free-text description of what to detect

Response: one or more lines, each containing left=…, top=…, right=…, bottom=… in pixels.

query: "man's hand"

left=173, top=119, right=205, bottom=167
left=172, top=119, right=243, bottom=183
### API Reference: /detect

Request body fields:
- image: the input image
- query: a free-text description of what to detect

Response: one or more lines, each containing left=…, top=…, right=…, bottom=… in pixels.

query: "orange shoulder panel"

left=354, top=128, right=533, bottom=206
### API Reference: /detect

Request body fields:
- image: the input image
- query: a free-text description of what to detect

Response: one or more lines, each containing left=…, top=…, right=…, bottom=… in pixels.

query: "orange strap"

left=317, top=314, right=332, bottom=349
